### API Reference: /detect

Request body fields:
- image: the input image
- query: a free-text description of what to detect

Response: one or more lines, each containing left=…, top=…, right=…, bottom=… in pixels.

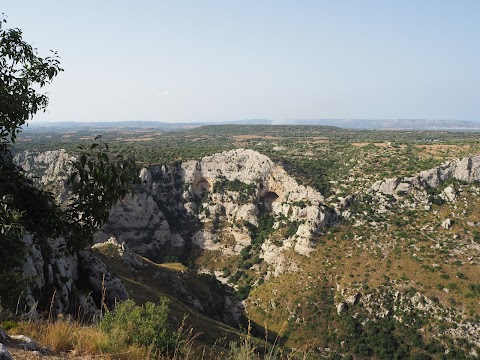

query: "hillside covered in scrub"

left=5, top=126, right=480, bottom=359
left=3, top=3, right=480, bottom=358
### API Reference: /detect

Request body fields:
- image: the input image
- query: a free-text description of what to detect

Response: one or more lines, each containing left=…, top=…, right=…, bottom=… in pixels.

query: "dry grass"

left=134, top=254, right=188, bottom=272
left=415, top=144, right=472, bottom=159
left=12, top=320, right=109, bottom=355
left=352, top=142, right=391, bottom=147
left=8, top=318, right=303, bottom=360
left=123, top=137, right=156, bottom=142
left=232, top=135, right=277, bottom=140
left=10, top=320, right=191, bottom=359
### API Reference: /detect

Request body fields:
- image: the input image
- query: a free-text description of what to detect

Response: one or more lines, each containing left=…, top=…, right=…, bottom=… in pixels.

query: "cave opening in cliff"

left=193, top=178, right=211, bottom=195
left=262, top=191, right=279, bottom=210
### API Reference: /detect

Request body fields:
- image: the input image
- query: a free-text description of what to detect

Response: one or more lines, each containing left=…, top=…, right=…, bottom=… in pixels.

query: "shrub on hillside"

left=100, top=299, right=180, bottom=355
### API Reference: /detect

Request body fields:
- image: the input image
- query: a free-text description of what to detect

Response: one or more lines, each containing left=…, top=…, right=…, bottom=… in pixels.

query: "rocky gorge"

left=10, top=147, right=480, bottom=356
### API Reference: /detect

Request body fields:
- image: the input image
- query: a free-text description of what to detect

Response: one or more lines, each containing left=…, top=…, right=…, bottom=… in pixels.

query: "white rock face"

left=21, top=234, right=45, bottom=290
left=14, top=150, right=73, bottom=201
left=180, top=149, right=334, bottom=257
left=101, top=192, right=185, bottom=255
left=18, top=231, right=130, bottom=318
left=261, top=240, right=297, bottom=276
left=441, top=186, right=457, bottom=202
left=182, top=149, right=325, bottom=205
left=371, top=155, right=480, bottom=198
left=442, top=218, right=453, bottom=230
left=20, top=234, right=79, bottom=316
left=193, top=230, right=221, bottom=251
left=336, top=302, right=348, bottom=315
left=100, top=149, right=337, bottom=275
left=78, top=250, right=129, bottom=307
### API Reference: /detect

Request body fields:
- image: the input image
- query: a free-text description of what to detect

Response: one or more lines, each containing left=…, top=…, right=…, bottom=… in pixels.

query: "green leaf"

left=98, top=152, right=109, bottom=163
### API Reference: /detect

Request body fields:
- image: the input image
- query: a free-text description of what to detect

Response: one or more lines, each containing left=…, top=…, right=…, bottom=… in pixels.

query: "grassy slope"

left=246, top=183, right=480, bottom=352
left=92, top=249, right=245, bottom=346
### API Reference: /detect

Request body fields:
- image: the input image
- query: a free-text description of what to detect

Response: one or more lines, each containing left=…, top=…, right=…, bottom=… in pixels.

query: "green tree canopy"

left=0, top=15, right=62, bottom=151
left=0, top=16, right=138, bottom=310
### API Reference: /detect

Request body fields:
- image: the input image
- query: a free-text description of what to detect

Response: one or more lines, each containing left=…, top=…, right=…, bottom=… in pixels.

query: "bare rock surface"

left=371, top=155, right=480, bottom=198
left=14, top=150, right=73, bottom=201
left=99, top=149, right=337, bottom=274
left=20, top=234, right=79, bottom=316
left=0, top=344, right=12, bottom=360
left=78, top=250, right=129, bottom=307
left=91, top=236, right=146, bottom=270
left=0, top=328, right=9, bottom=342
left=9, top=335, right=42, bottom=352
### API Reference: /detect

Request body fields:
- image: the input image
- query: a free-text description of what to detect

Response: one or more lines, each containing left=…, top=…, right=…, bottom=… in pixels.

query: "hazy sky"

left=3, top=1, right=480, bottom=122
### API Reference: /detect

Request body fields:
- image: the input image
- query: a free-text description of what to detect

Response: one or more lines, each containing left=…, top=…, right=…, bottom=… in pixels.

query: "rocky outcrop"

left=182, top=150, right=336, bottom=258
left=19, top=232, right=129, bottom=318
left=445, top=322, right=480, bottom=349
left=0, top=343, right=12, bottom=360
left=91, top=237, right=146, bottom=270
left=441, top=185, right=457, bottom=202
left=97, top=192, right=185, bottom=259
left=20, top=234, right=79, bottom=316
left=441, top=218, right=453, bottom=230
left=370, top=155, right=480, bottom=198
left=0, top=330, right=50, bottom=358
left=97, top=149, right=337, bottom=276
left=9, top=335, right=43, bottom=352
left=16, top=148, right=337, bottom=277
left=78, top=250, right=129, bottom=308
left=14, top=150, right=73, bottom=201
left=181, top=149, right=324, bottom=202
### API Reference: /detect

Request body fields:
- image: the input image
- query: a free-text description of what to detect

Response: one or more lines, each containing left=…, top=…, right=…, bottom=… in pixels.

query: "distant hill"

left=24, top=118, right=480, bottom=131
left=24, top=120, right=204, bottom=131
left=24, top=119, right=274, bottom=132
left=279, top=118, right=480, bottom=130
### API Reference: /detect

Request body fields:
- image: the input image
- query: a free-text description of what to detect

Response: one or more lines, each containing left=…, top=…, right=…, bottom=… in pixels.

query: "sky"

left=3, top=1, right=480, bottom=123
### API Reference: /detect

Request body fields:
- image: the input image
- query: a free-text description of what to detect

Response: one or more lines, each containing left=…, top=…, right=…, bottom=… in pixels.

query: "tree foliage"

left=0, top=15, right=62, bottom=149
left=0, top=16, right=138, bottom=309
left=65, top=142, right=138, bottom=250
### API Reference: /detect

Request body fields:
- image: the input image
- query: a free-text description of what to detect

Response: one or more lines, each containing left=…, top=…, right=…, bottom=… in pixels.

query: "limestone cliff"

left=98, top=149, right=337, bottom=279
left=13, top=148, right=480, bottom=353
left=19, top=233, right=125, bottom=318
left=369, top=154, right=480, bottom=199
left=17, top=149, right=480, bottom=285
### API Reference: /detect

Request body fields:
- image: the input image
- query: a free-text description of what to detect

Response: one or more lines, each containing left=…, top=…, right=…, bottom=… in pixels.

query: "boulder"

left=336, top=302, right=348, bottom=315
left=441, top=186, right=457, bottom=202
left=0, top=328, right=8, bottom=342
left=0, top=344, right=12, bottom=360
left=346, top=293, right=362, bottom=306
left=442, top=218, right=453, bottom=230
left=10, top=335, right=42, bottom=352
